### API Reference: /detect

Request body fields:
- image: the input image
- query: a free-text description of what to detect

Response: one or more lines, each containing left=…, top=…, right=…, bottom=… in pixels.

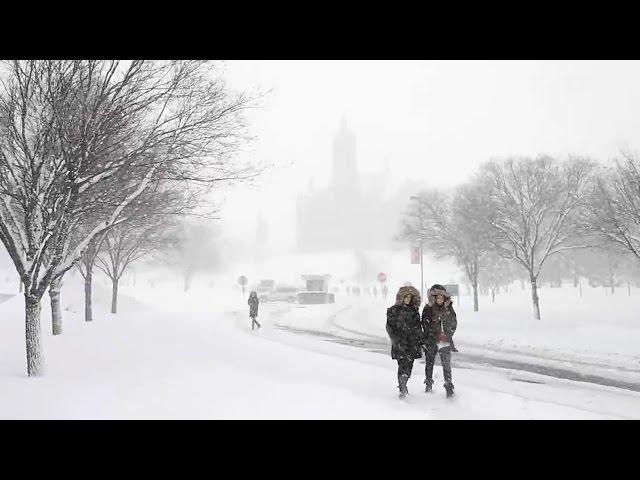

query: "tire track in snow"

left=276, top=306, right=640, bottom=395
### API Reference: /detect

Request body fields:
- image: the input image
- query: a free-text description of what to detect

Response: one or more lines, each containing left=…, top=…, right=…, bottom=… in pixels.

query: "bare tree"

left=478, top=252, right=517, bottom=303
left=398, top=183, right=492, bottom=312
left=586, top=151, right=640, bottom=261
left=75, top=228, right=107, bottom=323
left=0, top=60, right=261, bottom=376
left=480, top=156, right=595, bottom=319
left=96, top=214, right=175, bottom=314
left=162, top=220, right=222, bottom=292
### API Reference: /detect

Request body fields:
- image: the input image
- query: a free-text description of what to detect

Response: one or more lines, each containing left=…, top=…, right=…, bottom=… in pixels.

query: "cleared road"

left=273, top=304, right=640, bottom=394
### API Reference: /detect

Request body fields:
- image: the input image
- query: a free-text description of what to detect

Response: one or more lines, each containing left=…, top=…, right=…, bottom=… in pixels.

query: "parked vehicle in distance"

left=261, top=285, right=300, bottom=303
left=252, top=279, right=275, bottom=298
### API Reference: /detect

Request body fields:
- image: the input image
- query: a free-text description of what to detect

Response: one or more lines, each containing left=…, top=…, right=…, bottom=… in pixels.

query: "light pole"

left=409, top=195, right=424, bottom=303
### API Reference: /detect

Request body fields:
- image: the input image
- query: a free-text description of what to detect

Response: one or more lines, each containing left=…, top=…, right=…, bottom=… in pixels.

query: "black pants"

left=397, top=358, right=414, bottom=377
left=424, top=345, right=452, bottom=386
left=251, top=316, right=261, bottom=330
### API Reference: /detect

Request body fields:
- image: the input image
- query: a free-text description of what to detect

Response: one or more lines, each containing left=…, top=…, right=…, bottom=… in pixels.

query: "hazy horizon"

left=216, top=60, right=640, bottom=253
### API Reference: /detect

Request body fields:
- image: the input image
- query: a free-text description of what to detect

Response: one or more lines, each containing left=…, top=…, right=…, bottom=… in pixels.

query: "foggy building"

left=296, top=119, right=400, bottom=252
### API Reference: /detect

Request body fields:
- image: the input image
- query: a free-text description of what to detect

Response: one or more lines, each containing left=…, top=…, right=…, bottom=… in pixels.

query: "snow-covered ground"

left=1, top=274, right=640, bottom=419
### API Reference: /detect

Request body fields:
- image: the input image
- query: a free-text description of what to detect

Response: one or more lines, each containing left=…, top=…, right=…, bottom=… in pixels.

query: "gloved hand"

left=449, top=335, right=459, bottom=352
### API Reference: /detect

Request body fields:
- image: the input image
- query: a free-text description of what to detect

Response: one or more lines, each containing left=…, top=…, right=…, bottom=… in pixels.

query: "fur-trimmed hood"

left=394, top=286, right=421, bottom=307
left=427, top=284, right=451, bottom=306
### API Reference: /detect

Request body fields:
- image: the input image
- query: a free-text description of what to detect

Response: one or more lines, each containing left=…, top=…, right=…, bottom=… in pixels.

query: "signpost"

left=238, top=275, right=248, bottom=296
left=410, top=245, right=424, bottom=303
left=444, top=284, right=459, bottom=306
left=409, top=195, right=425, bottom=305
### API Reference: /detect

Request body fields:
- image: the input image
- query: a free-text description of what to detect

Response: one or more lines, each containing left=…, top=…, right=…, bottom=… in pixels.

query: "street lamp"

left=409, top=196, right=424, bottom=303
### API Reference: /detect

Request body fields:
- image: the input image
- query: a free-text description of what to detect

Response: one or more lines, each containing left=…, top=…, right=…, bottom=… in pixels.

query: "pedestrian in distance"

left=248, top=291, right=261, bottom=330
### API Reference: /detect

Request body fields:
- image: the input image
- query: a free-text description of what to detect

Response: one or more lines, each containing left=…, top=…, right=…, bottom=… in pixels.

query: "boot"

left=424, top=378, right=433, bottom=393
left=444, top=383, right=455, bottom=398
left=398, top=374, right=409, bottom=398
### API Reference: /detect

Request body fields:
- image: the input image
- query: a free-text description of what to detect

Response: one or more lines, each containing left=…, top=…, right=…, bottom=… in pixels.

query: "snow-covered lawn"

left=1, top=278, right=640, bottom=419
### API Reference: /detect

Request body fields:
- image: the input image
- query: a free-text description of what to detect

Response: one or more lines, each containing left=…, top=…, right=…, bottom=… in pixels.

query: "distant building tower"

left=296, top=117, right=395, bottom=252
left=331, top=116, right=358, bottom=192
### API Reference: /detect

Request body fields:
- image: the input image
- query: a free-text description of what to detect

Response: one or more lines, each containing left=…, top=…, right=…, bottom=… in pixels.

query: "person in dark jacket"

left=248, top=291, right=261, bottom=330
left=386, top=285, right=423, bottom=398
left=421, top=284, right=457, bottom=397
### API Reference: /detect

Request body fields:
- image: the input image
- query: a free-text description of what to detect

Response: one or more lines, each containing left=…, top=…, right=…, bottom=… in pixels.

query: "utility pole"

left=419, top=242, right=424, bottom=303
left=410, top=195, right=425, bottom=303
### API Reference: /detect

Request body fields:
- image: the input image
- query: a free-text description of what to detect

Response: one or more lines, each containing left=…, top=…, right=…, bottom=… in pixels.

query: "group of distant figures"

left=344, top=284, right=389, bottom=299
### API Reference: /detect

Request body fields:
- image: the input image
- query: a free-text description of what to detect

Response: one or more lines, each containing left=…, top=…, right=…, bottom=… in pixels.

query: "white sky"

left=215, top=60, right=640, bottom=251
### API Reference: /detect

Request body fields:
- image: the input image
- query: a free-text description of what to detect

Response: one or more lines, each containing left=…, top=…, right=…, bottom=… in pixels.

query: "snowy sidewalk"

left=1, top=284, right=640, bottom=419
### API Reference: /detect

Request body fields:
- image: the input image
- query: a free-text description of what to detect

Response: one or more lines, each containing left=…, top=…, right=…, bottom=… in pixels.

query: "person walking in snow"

left=386, top=286, right=423, bottom=398
left=248, top=291, right=261, bottom=330
left=421, top=284, right=457, bottom=398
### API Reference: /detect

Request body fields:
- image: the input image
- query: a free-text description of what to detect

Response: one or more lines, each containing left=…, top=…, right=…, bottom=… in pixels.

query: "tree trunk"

left=530, top=275, right=541, bottom=320
left=19, top=278, right=23, bottom=293
left=111, top=278, right=119, bottom=314
left=608, top=265, right=615, bottom=294
left=25, top=294, right=44, bottom=376
left=49, top=277, right=63, bottom=335
left=472, top=278, right=479, bottom=312
left=579, top=282, right=582, bottom=298
left=85, top=271, right=93, bottom=322
left=628, top=280, right=631, bottom=297
left=491, top=287, right=495, bottom=303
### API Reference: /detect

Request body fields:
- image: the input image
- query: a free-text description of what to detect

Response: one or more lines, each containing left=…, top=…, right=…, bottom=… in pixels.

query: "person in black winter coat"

left=421, top=284, right=457, bottom=397
left=248, top=291, right=261, bottom=330
left=386, top=285, right=423, bottom=398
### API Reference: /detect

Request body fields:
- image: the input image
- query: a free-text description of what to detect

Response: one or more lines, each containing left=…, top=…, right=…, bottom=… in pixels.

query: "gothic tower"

left=331, top=116, right=358, bottom=191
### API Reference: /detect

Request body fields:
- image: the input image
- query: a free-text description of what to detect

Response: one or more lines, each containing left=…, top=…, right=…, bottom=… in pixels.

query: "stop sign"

left=238, top=275, right=248, bottom=286
left=377, top=272, right=387, bottom=283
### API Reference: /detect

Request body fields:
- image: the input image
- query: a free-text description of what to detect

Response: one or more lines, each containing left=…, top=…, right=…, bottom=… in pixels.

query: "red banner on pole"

left=410, top=246, right=421, bottom=264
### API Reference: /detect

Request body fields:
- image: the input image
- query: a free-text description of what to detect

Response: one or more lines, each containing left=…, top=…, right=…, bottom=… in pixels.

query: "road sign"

left=377, top=272, right=387, bottom=283
left=238, top=275, right=248, bottom=286
left=444, top=284, right=459, bottom=296
left=410, top=246, right=421, bottom=264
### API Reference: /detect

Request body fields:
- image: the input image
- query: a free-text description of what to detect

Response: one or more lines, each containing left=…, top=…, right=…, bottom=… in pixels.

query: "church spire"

left=340, top=114, right=348, bottom=133
left=331, top=116, right=358, bottom=191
